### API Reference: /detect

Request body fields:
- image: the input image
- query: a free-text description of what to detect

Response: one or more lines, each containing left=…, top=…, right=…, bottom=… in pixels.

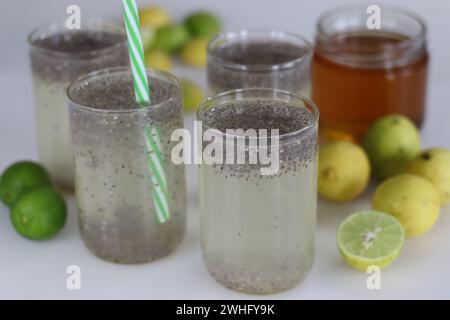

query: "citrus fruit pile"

left=138, top=6, right=219, bottom=112
left=139, top=7, right=221, bottom=69
left=0, top=161, right=66, bottom=240
left=319, top=115, right=450, bottom=271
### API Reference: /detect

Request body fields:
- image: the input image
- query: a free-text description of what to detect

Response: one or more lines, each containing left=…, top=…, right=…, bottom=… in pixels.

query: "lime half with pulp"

left=337, top=210, right=405, bottom=272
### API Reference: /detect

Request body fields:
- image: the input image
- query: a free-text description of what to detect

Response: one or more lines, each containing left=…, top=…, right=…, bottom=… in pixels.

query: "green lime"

left=0, top=161, right=52, bottom=207
left=180, top=78, right=204, bottom=112
left=363, top=115, right=421, bottom=180
left=184, top=12, right=221, bottom=37
left=152, top=24, right=189, bottom=53
left=337, top=210, right=405, bottom=272
left=11, top=186, right=67, bottom=240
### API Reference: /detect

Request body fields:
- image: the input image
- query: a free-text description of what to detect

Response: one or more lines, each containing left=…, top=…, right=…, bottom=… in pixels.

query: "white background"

left=0, top=0, right=449, bottom=299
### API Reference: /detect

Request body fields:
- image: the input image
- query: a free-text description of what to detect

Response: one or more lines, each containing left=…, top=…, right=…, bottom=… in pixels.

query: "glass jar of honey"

left=312, top=5, right=429, bottom=141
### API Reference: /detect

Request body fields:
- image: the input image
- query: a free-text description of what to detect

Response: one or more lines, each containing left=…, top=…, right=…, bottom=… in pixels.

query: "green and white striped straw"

left=122, top=0, right=170, bottom=224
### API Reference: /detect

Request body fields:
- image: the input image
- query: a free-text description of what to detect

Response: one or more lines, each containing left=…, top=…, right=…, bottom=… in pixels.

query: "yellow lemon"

left=406, top=148, right=450, bottom=205
left=180, top=37, right=209, bottom=68
left=318, top=141, right=370, bottom=201
left=372, top=174, right=441, bottom=237
left=144, top=50, right=172, bottom=72
left=139, top=6, right=170, bottom=29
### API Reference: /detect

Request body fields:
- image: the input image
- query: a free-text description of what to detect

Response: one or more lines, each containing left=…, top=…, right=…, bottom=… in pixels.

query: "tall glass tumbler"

left=198, top=88, right=319, bottom=294
left=207, top=30, right=312, bottom=96
left=68, top=68, right=187, bottom=264
left=29, top=21, right=128, bottom=190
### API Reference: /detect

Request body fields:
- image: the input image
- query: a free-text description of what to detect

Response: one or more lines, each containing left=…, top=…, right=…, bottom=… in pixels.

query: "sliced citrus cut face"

left=337, top=210, right=405, bottom=272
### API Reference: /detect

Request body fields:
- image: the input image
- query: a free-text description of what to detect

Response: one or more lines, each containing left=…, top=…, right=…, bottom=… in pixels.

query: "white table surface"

left=1, top=0, right=450, bottom=300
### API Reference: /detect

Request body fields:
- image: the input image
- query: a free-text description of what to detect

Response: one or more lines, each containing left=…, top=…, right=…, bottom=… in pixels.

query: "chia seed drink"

left=198, top=89, right=318, bottom=294
left=207, top=30, right=312, bottom=96
left=29, top=22, right=128, bottom=190
left=68, top=68, right=186, bottom=264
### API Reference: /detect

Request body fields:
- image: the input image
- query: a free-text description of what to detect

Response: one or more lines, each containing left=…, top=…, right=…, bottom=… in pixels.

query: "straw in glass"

left=122, top=0, right=170, bottom=223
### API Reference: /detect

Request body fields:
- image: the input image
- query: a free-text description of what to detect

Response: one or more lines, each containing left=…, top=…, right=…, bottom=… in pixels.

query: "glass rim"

left=28, top=19, right=127, bottom=59
left=67, top=67, right=181, bottom=115
left=207, top=29, right=313, bottom=72
left=315, top=3, right=427, bottom=52
left=197, top=88, right=319, bottom=143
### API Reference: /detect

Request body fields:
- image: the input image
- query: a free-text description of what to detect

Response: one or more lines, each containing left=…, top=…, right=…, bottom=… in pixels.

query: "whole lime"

left=181, top=79, right=204, bottom=112
left=139, top=6, right=170, bottom=29
left=318, top=141, right=370, bottom=201
left=11, top=186, right=67, bottom=240
left=180, top=37, right=209, bottom=68
left=184, top=12, right=221, bottom=37
left=145, top=50, right=172, bottom=71
left=152, top=24, right=189, bottom=53
left=0, top=161, right=52, bottom=207
left=406, top=148, right=450, bottom=205
left=372, top=174, right=441, bottom=237
left=363, top=115, right=421, bottom=180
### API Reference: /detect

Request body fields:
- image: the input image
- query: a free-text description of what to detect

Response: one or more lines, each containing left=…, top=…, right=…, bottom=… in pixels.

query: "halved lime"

left=337, top=210, right=405, bottom=271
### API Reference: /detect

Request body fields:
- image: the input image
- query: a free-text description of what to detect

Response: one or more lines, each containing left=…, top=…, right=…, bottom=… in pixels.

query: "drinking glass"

left=207, top=30, right=312, bottom=96
left=198, top=88, right=319, bottom=293
left=68, top=67, right=187, bottom=264
left=29, top=20, right=128, bottom=190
